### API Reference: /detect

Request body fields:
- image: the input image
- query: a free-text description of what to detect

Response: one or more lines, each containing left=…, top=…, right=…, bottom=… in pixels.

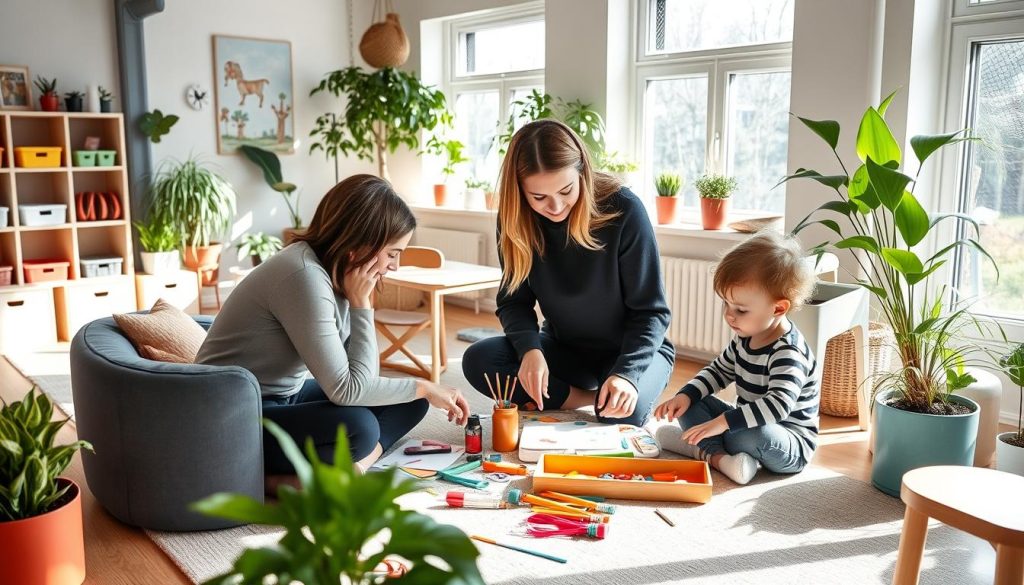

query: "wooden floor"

left=0, top=303, right=902, bottom=583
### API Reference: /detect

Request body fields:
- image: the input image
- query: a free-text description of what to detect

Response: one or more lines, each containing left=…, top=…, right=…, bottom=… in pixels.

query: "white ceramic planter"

left=140, top=251, right=180, bottom=275
left=958, top=367, right=1002, bottom=467
left=996, top=432, right=1024, bottom=477
left=464, top=187, right=485, bottom=210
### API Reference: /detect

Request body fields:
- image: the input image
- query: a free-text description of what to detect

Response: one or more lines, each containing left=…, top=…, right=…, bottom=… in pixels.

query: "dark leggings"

left=261, top=378, right=429, bottom=475
left=461, top=332, right=673, bottom=426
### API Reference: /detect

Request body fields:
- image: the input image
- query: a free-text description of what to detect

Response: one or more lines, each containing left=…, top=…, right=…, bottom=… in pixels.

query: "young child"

left=654, top=230, right=820, bottom=485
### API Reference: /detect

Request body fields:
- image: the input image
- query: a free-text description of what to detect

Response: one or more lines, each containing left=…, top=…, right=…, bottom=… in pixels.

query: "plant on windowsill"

left=996, top=343, right=1024, bottom=476
left=598, top=150, right=640, bottom=186
left=426, top=132, right=468, bottom=207
left=465, top=177, right=492, bottom=211
left=0, top=388, right=92, bottom=585
left=135, top=214, right=181, bottom=275
left=309, top=67, right=449, bottom=182
left=237, top=144, right=304, bottom=242
left=34, top=76, right=58, bottom=112
left=694, top=173, right=738, bottom=230
left=236, top=232, right=283, bottom=268
left=785, top=89, right=1006, bottom=496
left=654, top=172, right=683, bottom=225
left=192, top=420, right=484, bottom=585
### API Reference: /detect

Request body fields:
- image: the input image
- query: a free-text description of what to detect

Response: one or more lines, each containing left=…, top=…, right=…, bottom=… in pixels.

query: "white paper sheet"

left=370, top=439, right=465, bottom=472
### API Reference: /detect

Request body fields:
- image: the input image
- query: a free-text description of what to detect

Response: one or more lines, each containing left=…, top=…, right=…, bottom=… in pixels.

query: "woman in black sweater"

left=462, top=120, right=675, bottom=425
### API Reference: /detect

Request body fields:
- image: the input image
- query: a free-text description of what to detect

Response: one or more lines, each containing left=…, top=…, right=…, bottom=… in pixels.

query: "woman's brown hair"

left=497, top=119, right=621, bottom=293
left=292, top=174, right=415, bottom=297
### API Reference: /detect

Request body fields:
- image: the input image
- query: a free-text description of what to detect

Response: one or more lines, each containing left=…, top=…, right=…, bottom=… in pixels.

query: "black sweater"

left=496, top=187, right=675, bottom=388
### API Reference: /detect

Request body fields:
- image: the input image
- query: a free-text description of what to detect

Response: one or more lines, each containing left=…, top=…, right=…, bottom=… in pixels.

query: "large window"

left=637, top=0, right=793, bottom=213
left=445, top=8, right=544, bottom=191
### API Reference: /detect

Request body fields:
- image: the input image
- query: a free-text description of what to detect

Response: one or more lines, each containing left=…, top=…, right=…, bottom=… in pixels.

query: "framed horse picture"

left=212, top=34, right=294, bottom=154
left=0, top=65, right=32, bottom=111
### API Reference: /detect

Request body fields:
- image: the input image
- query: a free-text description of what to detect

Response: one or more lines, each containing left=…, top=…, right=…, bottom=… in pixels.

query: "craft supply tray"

left=534, top=454, right=712, bottom=503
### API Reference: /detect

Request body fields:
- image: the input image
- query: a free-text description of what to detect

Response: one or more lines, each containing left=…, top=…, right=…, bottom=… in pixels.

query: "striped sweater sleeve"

left=677, top=339, right=738, bottom=402
left=724, top=343, right=812, bottom=430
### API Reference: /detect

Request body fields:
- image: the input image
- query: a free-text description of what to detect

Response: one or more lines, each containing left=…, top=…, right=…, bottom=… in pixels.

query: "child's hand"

left=682, top=414, right=728, bottom=445
left=654, top=394, right=692, bottom=421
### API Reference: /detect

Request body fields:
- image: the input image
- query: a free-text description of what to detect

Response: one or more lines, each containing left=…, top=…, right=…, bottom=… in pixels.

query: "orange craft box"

left=14, top=147, right=63, bottom=168
left=533, top=454, right=713, bottom=503
left=23, top=259, right=70, bottom=283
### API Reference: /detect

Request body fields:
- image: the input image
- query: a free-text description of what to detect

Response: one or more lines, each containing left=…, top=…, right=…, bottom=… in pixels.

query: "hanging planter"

left=359, top=0, right=409, bottom=69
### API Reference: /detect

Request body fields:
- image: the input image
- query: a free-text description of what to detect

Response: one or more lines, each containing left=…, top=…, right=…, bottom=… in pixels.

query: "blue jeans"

left=261, top=378, right=429, bottom=475
left=462, top=332, right=673, bottom=426
left=679, top=395, right=808, bottom=474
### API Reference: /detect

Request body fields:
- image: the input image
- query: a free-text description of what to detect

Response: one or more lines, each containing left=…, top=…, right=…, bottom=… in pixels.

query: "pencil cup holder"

left=492, top=405, right=520, bottom=452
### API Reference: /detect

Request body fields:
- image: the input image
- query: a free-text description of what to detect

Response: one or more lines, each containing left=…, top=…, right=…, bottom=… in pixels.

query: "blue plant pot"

left=871, top=390, right=979, bottom=496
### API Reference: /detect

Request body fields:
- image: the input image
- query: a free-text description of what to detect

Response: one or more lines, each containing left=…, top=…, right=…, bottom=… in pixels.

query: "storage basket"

left=14, top=147, right=62, bottom=168
left=376, top=282, right=425, bottom=311
left=95, top=150, right=117, bottom=166
left=73, top=151, right=97, bottom=167
left=79, top=256, right=123, bottom=278
left=23, top=259, right=70, bottom=283
left=359, top=1, right=409, bottom=68
left=820, top=321, right=896, bottom=417
left=0, top=266, right=11, bottom=286
left=18, top=204, right=67, bottom=226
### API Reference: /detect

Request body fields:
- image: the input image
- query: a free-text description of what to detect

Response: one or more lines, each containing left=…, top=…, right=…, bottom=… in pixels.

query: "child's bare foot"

left=710, top=452, right=758, bottom=485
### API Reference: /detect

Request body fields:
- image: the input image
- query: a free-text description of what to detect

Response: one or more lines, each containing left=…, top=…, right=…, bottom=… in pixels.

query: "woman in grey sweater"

left=197, top=175, right=469, bottom=485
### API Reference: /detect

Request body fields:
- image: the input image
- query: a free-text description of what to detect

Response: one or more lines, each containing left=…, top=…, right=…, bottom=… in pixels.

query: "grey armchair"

left=70, top=315, right=264, bottom=531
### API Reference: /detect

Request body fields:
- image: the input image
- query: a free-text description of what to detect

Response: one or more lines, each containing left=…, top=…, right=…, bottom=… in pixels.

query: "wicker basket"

left=820, top=321, right=896, bottom=417
left=376, top=282, right=424, bottom=311
left=359, top=3, right=409, bottom=69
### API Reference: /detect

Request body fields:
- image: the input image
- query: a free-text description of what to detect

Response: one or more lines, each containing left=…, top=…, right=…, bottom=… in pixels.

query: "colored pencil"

left=403, top=458, right=422, bottom=466
left=471, top=535, right=568, bottom=564
left=539, top=491, right=616, bottom=514
left=654, top=509, right=675, bottom=527
left=484, top=374, right=499, bottom=407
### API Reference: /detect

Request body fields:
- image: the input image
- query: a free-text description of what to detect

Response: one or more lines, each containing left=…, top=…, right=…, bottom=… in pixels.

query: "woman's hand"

left=654, top=394, right=692, bottom=421
left=518, top=349, right=549, bottom=410
left=344, top=257, right=380, bottom=309
left=596, top=375, right=638, bottom=419
left=681, top=414, right=728, bottom=445
left=417, top=381, right=470, bottom=426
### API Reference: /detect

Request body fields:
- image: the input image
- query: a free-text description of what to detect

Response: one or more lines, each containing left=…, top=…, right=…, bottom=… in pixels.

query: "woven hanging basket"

left=820, top=321, right=896, bottom=417
left=359, top=3, right=409, bottom=69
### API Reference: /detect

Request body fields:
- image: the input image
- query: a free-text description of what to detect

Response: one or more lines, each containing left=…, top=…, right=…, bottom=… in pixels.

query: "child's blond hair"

left=713, top=230, right=816, bottom=310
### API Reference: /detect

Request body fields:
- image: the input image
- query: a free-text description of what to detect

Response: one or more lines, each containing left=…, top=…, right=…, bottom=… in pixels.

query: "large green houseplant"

left=309, top=67, right=448, bottom=181
left=785, top=90, right=1001, bottom=495
left=149, top=156, right=237, bottom=284
left=0, top=388, right=92, bottom=584
left=494, top=89, right=607, bottom=160
left=193, top=420, right=484, bottom=584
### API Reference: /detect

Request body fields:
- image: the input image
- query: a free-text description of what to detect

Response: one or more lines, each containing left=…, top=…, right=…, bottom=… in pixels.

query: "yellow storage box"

left=533, top=453, right=713, bottom=503
left=15, top=146, right=63, bottom=168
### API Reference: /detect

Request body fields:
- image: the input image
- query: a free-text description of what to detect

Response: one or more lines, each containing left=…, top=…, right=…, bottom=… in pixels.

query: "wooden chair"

left=894, top=465, right=1024, bottom=585
left=375, top=247, right=446, bottom=379
left=193, top=263, right=221, bottom=313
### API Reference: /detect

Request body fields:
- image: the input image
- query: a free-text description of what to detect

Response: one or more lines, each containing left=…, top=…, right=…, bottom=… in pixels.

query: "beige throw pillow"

left=113, top=298, right=207, bottom=363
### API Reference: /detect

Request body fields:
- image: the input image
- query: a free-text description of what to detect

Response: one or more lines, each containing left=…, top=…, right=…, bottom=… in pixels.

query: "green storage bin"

left=73, top=151, right=97, bottom=167
left=96, top=150, right=117, bottom=167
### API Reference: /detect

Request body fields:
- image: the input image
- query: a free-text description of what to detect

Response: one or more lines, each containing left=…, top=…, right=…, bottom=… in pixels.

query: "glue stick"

left=445, top=491, right=506, bottom=509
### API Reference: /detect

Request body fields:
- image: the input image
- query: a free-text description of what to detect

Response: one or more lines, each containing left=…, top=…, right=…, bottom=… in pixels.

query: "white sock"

left=714, top=452, right=758, bottom=485
left=655, top=426, right=702, bottom=460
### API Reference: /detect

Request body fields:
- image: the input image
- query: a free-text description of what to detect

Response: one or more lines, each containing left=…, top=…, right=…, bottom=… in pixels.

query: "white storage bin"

left=0, top=206, right=8, bottom=227
left=55, top=276, right=136, bottom=341
left=80, top=256, right=124, bottom=278
left=0, top=288, right=58, bottom=354
left=19, top=204, right=68, bottom=227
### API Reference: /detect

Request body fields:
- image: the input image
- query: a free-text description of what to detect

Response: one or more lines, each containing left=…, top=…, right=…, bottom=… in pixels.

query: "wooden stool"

left=192, top=263, right=221, bottom=313
left=894, top=466, right=1024, bottom=585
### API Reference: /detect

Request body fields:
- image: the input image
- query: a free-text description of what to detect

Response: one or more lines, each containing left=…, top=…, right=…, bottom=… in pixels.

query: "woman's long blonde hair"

left=498, top=120, right=621, bottom=293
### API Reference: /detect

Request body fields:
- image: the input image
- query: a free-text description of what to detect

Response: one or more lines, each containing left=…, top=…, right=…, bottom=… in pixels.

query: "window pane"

left=957, top=40, right=1024, bottom=317
left=726, top=71, right=791, bottom=213
left=454, top=91, right=500, bottom=187
left=458, top=20, right=544, bottom=76
left=645, top=76, right=708, bottom=202
left=650, top=0, right=794, bottom=54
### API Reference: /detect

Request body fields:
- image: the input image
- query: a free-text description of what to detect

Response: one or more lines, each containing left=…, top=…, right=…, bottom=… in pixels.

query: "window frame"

left=952, top=0, right=1024, bottom=19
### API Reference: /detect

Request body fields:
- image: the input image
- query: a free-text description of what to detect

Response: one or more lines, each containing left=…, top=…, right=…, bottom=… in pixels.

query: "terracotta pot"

left=484, top=191, right=498, bottom=211
left=655, top=196, right=681, bottom=225
left=700, top=197, right=729, bottom=230
left=182, top=243, right=223, bottom=286
left=39, top=94, right=59, bottom=112
left=433, top=184, right=447, bottom=207
left=282, top=227, right=306, bottom=245
left=0, top=478, right=86, bottom=585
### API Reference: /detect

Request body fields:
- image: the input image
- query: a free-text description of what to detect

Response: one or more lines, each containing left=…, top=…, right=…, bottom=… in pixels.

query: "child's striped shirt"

left=677, top=324, right=820, bottom=460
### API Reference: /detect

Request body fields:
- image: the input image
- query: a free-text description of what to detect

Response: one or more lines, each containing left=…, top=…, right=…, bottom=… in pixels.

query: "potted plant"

left=426, top=135, right=468, bottom=207
left=64, top=90, right=84, bottom=113
left=464, top=178, right=491, bottom=210
left=238, top=145, right=304, bottom=243
left=148, top=156, right=236, bottom=286
left=997, top=343, right=1024, bottom=476
left=236, top=232, right=283, bottom=267
left=98, top=86, right=113, bottom=113
left=599, top=150, right=640, bottom=187
left=786, top=90, right=1001, bottom=496
left=484, top=181, right=498, bottom=211
left=494, top=90, right=607, bottom=160
left=193, top=420, right=484, bottom=584
left=135, top=215, right=181, bottom=275
left=0, top=388, right=92, bottom=585
left=34, top=76, right=58, bottom=112
left=309, top=67, right=449, bottom=181
left=654, top=172, right=682, bottom=225
left=694, top=173, right=737, bottom=230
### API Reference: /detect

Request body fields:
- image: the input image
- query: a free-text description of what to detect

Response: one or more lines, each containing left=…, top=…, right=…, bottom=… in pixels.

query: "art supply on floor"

left=525, top=513, right=608, bottom=540
left=465, top=414, right=483, bottom=454
left=485, top=472, right=513, bottom=483
left=518, top=421, right=661, bottom=461
left=437, top=471, right=489, bottom=490
left=506, top=488, right=610, bottom=521
left=492, top=402, right=520, bottom=452
left=443, top=460, right=482, bottom=475
left=530, top=506, right=611, bottom=523
left=446, top=491, right=508, bottom=509
left=471, top=535, right=568, bottom=564
left=482, top=460, right=529, bottom=475
left=539, top=491, right=616, bottom=514
left=655, top=509, right=675, bottom=527
left=372, top=439, right=464, bottom=472
left=533, top=453, right=713, bottom=503
left=467, top=454, right=482, bottom=462
left=488, top=454, right=502, bottom=462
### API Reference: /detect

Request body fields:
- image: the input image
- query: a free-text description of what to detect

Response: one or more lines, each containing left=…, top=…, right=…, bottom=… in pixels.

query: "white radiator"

left=413, top=227, right=488, bottom=304
left=660, top=256, right=732, bottom=358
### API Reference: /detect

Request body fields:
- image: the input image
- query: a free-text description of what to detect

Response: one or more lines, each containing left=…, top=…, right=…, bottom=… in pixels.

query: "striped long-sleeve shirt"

left=677, top=324, right=820, bottom=460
